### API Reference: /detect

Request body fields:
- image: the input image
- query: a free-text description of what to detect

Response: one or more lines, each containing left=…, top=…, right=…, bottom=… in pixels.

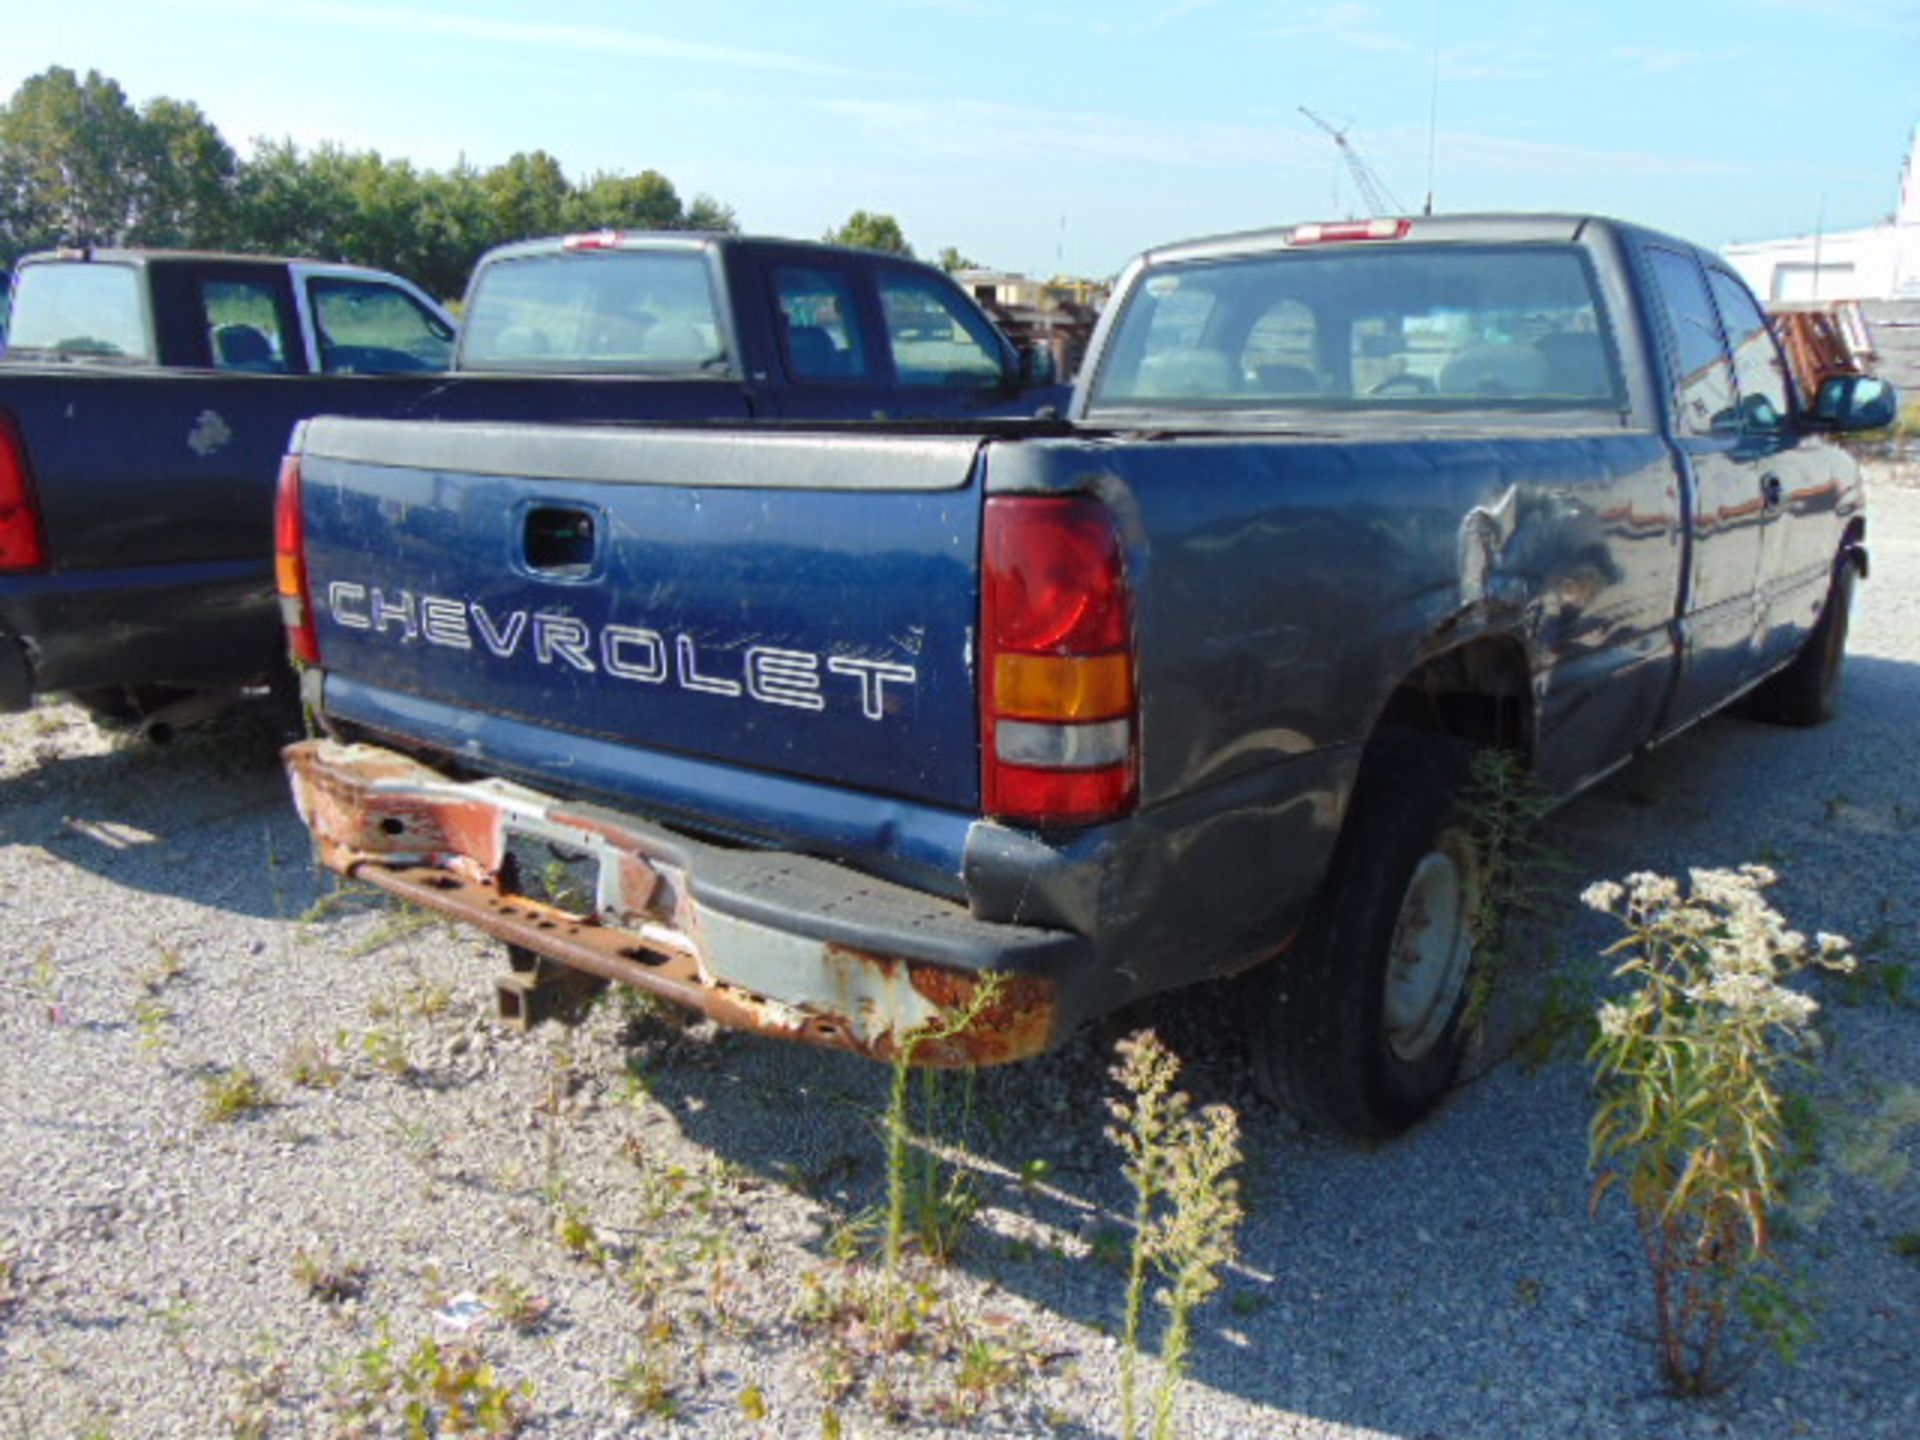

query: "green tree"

left=481, top=150, right=572, bottom=245
left=0, top=67, right=236, bottom=258
left=935, top=246, right=978, bottom=273
left=564, top=168, right=684, bottom=232
left=823, top=209, right=912, bottom=256
left=683, top=193, right=739, bottom=233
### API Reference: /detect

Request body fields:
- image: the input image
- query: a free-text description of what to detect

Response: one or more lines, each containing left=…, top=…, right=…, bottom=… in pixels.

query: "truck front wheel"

left=1250, top=730, right=1482, bottom=1137
left=1745, top=555, right=1855, bottom=727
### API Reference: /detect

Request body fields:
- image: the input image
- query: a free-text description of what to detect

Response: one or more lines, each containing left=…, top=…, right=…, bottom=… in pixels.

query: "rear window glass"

left=459, top=250, right=727, bottom=374
left=6, top=262, right=152, bottom=361
left=1090, top=243, right=1619, bottom=413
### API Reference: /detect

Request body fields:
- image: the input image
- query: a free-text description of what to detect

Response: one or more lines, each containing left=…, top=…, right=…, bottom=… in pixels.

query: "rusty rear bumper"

left=283, top=739, right=1084, bottom=1065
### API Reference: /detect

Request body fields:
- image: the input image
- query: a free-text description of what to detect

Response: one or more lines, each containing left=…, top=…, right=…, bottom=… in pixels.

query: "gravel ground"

left=1, top=471, right=1915, bottom=1440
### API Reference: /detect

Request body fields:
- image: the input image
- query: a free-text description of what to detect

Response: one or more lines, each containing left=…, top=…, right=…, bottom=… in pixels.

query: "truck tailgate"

left=298, top=418, right=985, bottom=813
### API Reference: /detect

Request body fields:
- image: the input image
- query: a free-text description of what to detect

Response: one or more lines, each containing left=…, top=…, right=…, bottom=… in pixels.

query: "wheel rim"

left=1382, top=833, right=1478, bottom=1063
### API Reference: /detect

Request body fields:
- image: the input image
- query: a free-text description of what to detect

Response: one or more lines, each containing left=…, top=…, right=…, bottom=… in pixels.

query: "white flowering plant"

left=1583, top=865, right=1852, bottom=1396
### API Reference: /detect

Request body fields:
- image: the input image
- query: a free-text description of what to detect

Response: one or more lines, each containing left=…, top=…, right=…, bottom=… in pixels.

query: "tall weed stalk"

left=1584, top=865, right=1849, bottom=1395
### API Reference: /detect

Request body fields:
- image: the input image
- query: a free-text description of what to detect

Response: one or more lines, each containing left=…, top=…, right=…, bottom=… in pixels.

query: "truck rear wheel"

left=1250, top=730, right=1482, bottom=1137
left=1745, top=556, right=1854, bottom=727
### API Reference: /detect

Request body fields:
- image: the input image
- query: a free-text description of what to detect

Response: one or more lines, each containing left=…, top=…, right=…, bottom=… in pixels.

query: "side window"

left=310, top=279, right=453, bottom=374
left=1242, top=299, right=1321, bottom=395
left=1644, top=248, right=1737, bottom=437
left=877, top=272, right=1004, bottom=386
left=1706, top=269, right=1791, bottom=433
left=773, top=267, right=869, bottom=382
left=202, top=278, right=290, bottom=373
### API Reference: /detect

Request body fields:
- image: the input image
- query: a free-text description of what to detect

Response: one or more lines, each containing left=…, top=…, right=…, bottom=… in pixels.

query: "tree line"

left=0, top=68, right=975, bottom=300
left=0, top=67, right=743, bottom=299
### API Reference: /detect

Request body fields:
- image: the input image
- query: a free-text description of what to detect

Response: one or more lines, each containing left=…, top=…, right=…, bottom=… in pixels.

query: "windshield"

left=1090, top=243, right=1619, bottom=414
left=459, top=250, right=728, bottom=374
left=5, top=262, right=153, bottom=361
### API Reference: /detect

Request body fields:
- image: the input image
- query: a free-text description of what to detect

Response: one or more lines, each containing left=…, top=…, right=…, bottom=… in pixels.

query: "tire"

left=1746, top=557, right=1855, bottom=727
left=1249, top=730, right=1483, bottom=1138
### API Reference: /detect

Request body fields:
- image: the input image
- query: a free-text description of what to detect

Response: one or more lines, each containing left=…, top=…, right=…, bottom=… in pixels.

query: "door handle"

left=1759, top=474, right=1783, bottom=513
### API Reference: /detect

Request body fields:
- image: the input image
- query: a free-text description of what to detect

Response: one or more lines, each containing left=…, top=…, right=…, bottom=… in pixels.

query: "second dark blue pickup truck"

left=280, top=213, right=1895, bottom=1136
left=0, top=235, right=1058, bottom=733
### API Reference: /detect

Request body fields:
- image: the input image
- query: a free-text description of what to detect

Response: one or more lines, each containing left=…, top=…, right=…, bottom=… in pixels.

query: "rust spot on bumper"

left=283, top=739, right=1055, bottom=1067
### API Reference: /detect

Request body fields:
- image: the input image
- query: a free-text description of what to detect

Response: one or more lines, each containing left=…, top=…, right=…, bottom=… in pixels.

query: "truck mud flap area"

left=283, top=739, right=1077, bottom=1066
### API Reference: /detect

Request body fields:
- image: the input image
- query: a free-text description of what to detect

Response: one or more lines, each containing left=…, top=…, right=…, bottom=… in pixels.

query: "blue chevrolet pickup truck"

left=0, top=235, right=1056, bottom=735
left=280, top=214, right=1895, bottom=1135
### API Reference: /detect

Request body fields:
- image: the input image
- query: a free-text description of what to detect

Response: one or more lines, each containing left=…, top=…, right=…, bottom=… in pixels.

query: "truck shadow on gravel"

left=615, top=651, right=1920, bottom=1439
left=0, top=702, right=322, bottom=921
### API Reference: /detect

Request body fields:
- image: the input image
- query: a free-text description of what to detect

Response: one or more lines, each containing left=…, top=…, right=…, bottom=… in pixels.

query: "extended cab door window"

left=201, top=278, right=294, bottom=373
left=773, top=266, right=871, bottom=382
left=1643, top=248, right=1737, bottom=437
left=309, top=278, right=453, bottom=374
left=1705, top=269, right=1792, bottom=436
left=876, top=270, right=1006, bottom=387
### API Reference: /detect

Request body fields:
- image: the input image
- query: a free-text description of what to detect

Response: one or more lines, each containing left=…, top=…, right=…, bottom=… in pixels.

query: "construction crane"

left=1299, top=107, right=1406, bottom=219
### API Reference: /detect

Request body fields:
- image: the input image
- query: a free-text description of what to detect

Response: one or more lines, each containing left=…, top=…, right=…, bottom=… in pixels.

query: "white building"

left=1722, top=128, right=1920, bottom=303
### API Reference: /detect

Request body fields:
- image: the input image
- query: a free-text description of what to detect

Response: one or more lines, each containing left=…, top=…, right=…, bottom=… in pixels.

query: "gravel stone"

left=0, top=470, right=1915, bottom=1437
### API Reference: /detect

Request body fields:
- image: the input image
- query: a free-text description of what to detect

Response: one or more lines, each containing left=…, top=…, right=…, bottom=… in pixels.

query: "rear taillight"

left=274, top=455, right=319, bottom=664
left=0, top=411, right=47, bottom=572
left=981, top=495, right=1137, bottom=826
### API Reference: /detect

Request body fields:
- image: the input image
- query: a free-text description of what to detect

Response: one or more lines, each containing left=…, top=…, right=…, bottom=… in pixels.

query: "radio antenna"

left=1423, top=6, right=1441, bottom=215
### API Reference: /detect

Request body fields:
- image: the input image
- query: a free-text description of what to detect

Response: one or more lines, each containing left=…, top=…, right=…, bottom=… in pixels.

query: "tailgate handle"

left=523, top=505, right=598, bottom=578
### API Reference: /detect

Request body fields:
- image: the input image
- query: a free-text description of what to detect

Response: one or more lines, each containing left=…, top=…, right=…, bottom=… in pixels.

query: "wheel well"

left=1372, top=637, right=1534, bottom=762
left=1842, top=516, right=1868, bottom=578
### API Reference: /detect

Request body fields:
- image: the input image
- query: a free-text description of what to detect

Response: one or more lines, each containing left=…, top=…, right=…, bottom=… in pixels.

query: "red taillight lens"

left=561, top=230, right=623, bottom=251
left=274, top=454, right=319, bottom=664
left=981, top=495, right=1137, bottom=826
left=0, top=411, right=47, bottom=572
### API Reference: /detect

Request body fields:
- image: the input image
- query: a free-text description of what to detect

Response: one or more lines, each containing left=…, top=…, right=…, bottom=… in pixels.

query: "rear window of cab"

left=6, top=262, right=153, bottom=361
left=1089, top=244, right=1621, bottom=413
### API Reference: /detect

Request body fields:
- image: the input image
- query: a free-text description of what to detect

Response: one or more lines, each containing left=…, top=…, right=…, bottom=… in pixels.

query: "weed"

left=30, top=946, right=63, bottom=1025
left=131, top=997, right=173, bottom=1057
left=1584, top=866, right=1851, bottom=1396
left=881, top=975, right=1004, bottom=1276
left=137, top=945, right=189, bottom=994
left=481, top=1274, right=552, bottom=1334
left=1890, top=1233, right=1920, bottom=1261
left=1106, top=1029, right=1246, bottom=1440
left=201, top=1066, right=274, bottom=1123
left=1018, top=1157, right=1053, bottom=1190
left=359, top=1022, right=413, bottom=1078
left=348, top=899, right=440, bottom=960
left=738, top=1383, right=769, bottom=1420
left=282, top=1033, right=343, bottom=1089
left=326, top=1323, right=531, bottom=1435
left=612, top=1331, right=680, bottom=1420
left=1460, top=747, right=1562, bottom=1029
left=291, top=1246, right=369, bottom=1304
left=368, top=969, right=455, bottom=1021
left=219, top=1347, right=289, bottom=1440
left=552, top=1197, right=606, bottom=1265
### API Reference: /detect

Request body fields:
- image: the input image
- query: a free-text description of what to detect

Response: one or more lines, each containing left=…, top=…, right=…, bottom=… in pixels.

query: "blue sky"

left=3, top=0, right=1916, bottom=278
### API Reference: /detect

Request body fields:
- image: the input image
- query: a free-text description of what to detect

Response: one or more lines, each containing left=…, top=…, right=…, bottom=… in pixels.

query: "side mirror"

left=1810, top=373, right=1898, bottom=432
left=1018, top=341, right=1057, bottom=388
